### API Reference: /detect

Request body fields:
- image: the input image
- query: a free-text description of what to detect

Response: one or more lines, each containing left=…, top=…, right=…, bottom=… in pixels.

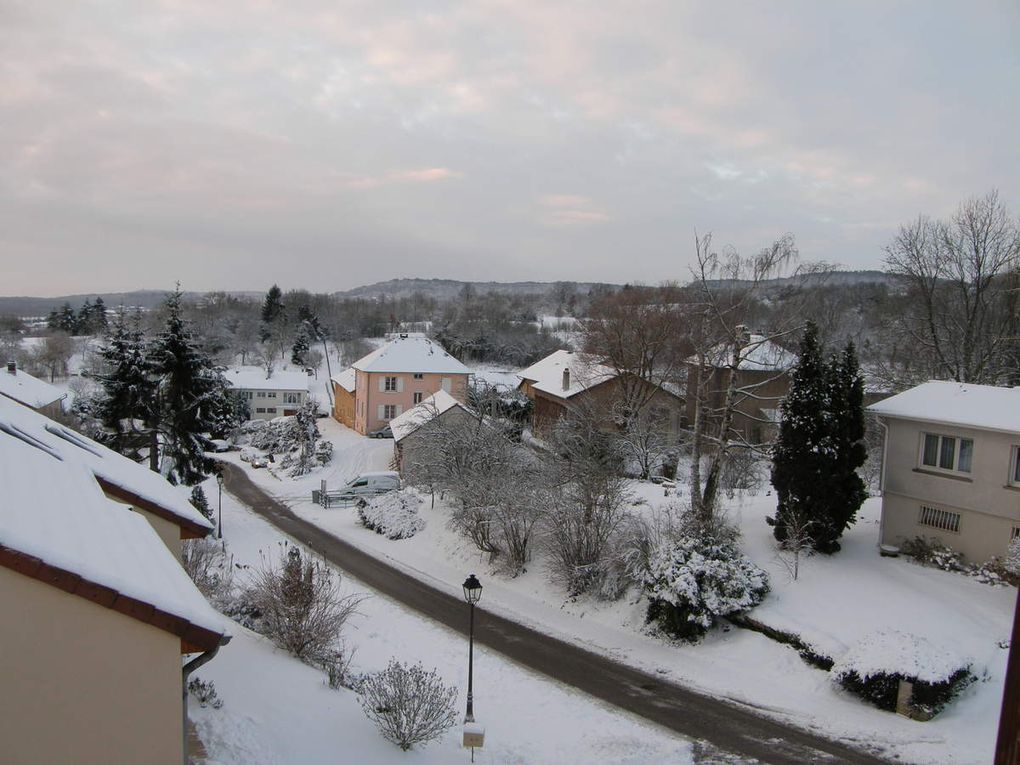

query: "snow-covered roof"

left=390, top=390, right=473, bottom=442
left=518, top=350, right=617, bottom=399
left=698, top=334, right=797, bottom=371
left=0, top=398, right=213, bottom=535
left=0, top=422, right=227, bottom=648
left=868, top=380, right=1020, bottom=435
left=352, top=334, right=469, bottom=375
left=331, top=367, right=356, bottom=393
left=225, top=366, right=310, bottom=392
left=0, top=364, right=65, bottom=410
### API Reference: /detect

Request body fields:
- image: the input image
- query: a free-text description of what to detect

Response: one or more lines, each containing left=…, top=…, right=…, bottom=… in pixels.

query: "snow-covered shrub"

left=901, top=536, right=1017, bottom=586
left=356, top=490, right=426, bottom=540
left=181, top=538, right=234, bottom=608
left=359, top=660, right=457, bottom=751
left=642, top=532, right=769, bottom=641
left=900, top=536, right=967, bottom=572
left=245, top=543, right=363, bottom=665
left=315, top=439, right=333, bottom=466
left=187, top=677, right=223, bottom=709
left=832, top=631, right=974, bottom=718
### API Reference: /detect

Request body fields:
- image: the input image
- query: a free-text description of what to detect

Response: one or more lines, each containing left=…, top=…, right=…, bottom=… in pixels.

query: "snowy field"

left=189, top=475, right=699, bottom=765
left=221, top=416, right=1016, bottom=765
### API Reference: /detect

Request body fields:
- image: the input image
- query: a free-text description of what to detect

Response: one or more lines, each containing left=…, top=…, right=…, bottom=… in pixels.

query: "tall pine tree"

left=768, top=324, right=868, bottom=554
left=260, top=284, right=285, bottom=342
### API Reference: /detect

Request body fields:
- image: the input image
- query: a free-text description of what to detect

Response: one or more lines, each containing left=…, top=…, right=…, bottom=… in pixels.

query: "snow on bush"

left=831, top=630, right=974, bottom=717
left=357, top=490, right=425, bottom=540
left=642, top=534, right=770, bottom=641
left=901, top=536, right=1018, bottom=586
left=358, top=660, right=457, bottom=751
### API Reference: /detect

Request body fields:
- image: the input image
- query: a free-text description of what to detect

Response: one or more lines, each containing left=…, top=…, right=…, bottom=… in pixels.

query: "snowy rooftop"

left=390, top=389, right=472, bottom=442
left=518, top=350, right=617, bottom=399
left=331, top=367, right=356, bottom=393
left=0, top=398, right=213, bottom=534
left=868, top=380, right=1020, bottom=434
left=699, top=334, right=797, bottom=371
left=225, top=366, right=311, bottom=392
left=0, top=363, right=65, bottom=409
left=0, top=424, right=227, bottom=643
left=352, top=334, right=469, bottom=375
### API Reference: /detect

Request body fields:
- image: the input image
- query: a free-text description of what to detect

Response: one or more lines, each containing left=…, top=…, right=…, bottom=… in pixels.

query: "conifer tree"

left=291, top=328, right=310, bottom=367
left=822, top=343, right=867, bottom=547
left=91, top=297, right=109, bottom=334
left=189, top=484, right=214, bottom=520
left=260, top=284, right=285, bottom=341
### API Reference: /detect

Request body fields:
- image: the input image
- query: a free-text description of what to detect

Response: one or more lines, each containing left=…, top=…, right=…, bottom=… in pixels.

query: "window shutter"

left=397, top=377, right=405, bottom=393
left=441, top=377, right=452, bottom=393
left=379, top=376, right=386, bottom=392
left=395, top=405, right=403, bottom=416
left=377, top=404, right=385, bottom=420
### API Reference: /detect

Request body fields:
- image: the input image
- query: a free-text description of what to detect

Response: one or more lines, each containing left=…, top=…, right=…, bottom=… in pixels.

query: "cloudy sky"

left=2, top=1, right=1018, bottom=296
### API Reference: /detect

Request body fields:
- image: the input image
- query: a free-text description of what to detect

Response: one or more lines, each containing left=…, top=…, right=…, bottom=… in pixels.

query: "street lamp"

left=216, top=470, right=224, bottom=540
left=462, top=574, right=482, bottom=723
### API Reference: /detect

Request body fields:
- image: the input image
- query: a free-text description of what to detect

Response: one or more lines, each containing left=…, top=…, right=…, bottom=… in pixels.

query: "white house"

left=225, top=366, right=312, bottom=420
left=0, top=360, right=66, bottom=416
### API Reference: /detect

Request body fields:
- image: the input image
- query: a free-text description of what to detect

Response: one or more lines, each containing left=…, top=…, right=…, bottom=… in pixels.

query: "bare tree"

left=34, top=332, right=74, bottom=381
left=358, top=660, right=457, bottom=751
left=884, top=190, right=1020, bottom=383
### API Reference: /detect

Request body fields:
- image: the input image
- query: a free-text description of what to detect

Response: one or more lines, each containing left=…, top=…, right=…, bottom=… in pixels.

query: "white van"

left=335, top=471, right=401, bottom=501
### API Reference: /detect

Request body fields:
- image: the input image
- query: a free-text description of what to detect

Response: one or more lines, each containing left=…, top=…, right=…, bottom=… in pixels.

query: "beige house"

left=0, top=360, right=66, bottom=417
left=0, top=397, right=214, bottom=557
left=517, top=350, right=684, bottom=438
left=225, top=366, right=313, bottom=421
left=0, top=407, right=228, bottom=765
left=331, top=334, right=470, bottom=435
left=869, top=381, right=1020, bottom=563
left=390, top=389, right=476, bottom=475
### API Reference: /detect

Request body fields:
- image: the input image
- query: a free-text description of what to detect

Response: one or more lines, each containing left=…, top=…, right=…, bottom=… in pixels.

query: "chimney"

left=6, top=361, right=15, bottom=375
left=562, top=368, right=570, bottom=391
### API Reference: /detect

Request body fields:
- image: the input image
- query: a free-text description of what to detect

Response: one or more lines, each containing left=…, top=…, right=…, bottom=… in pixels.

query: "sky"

left=1, top=1, right=1018, bottom=297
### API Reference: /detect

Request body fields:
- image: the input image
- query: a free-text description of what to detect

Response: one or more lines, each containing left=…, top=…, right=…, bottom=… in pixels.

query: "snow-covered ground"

left=222, top=416, right=1016, bottom=765
left=190, top=475, right=698, bottom=765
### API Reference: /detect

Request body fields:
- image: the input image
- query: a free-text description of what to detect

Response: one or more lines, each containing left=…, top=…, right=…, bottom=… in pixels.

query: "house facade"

left=0, top=410, right=228, bottom=765
left=225, top=366, right=312, bottom=421
left=869, top=381, right=1020, bottom=563
left=331, top=334, right=470, bottom=435
left=518, top=350, right=685, bottom=438
left=0, top=360, right=65, bottom=417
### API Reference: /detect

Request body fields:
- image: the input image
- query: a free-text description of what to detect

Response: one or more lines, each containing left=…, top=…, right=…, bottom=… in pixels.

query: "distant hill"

left=0, top=290, right=262, bottom=318
left=707, top=269, right=902, bottom=290
left=334, top=278, right=618, bottom=301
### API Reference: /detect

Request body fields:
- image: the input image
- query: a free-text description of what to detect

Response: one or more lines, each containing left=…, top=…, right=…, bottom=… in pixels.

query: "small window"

left=920, top=433, right=973, bottom=474
left=285, top=392, right=300, bottom=404
left=266, top=407, right=277, bottom=414
left=256, top=407, right=266, bottom=413
left=1011, top=526, right=1020, bottom=541
left=352, top=479, right=368, bottom=488
left=918, top=505, right=961, bottom=533
left=413, top=392, right=423, bottom=404
left=246, top=391, right=253, bottom=400
left=268, top=391, right=277, bottom=399
left=1012, top=447, right=1020, bottom=486
left=385, top=376, right=398, bottom=392
left=413, top=373, right=424, bottom=380
left=257, top=391, right=266, bottom=398
left=383, top=404, right=396, bottom=419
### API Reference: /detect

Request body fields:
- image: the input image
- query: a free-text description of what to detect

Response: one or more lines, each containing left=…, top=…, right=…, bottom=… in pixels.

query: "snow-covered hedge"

left=831, top=630, right=974, bottom=717
left=642, top=535, right=770, bottom=641
left=357, top=490, right=426, bottom=540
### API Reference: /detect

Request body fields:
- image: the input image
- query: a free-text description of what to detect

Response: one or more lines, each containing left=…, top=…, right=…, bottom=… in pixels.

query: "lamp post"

left=216, top=470, right=224, bottom=540
left=462, top=574, right=482, bottom=723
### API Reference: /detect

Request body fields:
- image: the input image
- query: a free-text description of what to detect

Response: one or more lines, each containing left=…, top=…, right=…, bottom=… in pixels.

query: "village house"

left=0, top=360, right=66, bottom=417
left=685, top=332, right=797, bottom=446
left=389, top=389, right=476, bottom=475
left=517, top=349, right=685, bottom=438
left=0, top=397, right=214, bottom=557
left=225, top=366, right=313, bottom=420
left=0, top=407, right=228, bottom=765
left=869, top=381, right=1020, bottom=564
left=331, top=334, right=470, bottom=435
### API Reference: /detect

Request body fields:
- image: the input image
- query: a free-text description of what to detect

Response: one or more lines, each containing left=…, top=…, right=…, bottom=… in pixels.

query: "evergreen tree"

left=189, top=485, right=214, bottom=520
left=291, top=327, right=310, bottom=367
left=147, top=287, right=231, bottom=485
left=260, top=284, right=285, bottom=341
left=90, top=309, right=155, bottom=458
left=50, top=302, right=77, bottom=333
left=78, top=299, right=94, bottom=334
left=768, top=324, right=868, bottom=554
left=91, top=297, right=109, bottom=334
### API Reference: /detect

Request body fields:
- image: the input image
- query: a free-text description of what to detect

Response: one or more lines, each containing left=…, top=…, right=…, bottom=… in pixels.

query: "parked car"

left=334, top=471, right=400, bottom=501
left=368, top=425, right=393, bottom=439
left=207, top=438, right=232, bottom=453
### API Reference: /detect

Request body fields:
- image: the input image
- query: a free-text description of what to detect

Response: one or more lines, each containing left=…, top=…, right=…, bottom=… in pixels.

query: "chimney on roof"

left=6, top=361, right=15, bottom=375
left=562, top=368, right=570, bottom=391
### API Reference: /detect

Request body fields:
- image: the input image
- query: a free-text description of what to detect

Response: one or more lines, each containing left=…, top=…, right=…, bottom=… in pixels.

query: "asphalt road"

left=219, top=461, right=891, bottom=765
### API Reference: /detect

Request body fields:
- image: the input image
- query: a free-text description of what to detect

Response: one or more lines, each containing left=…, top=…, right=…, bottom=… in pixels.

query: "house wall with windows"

left=875, top=413, right=1020, bottom=563
left=225, top=367, right=311, bottom=421
left=353, top=370, right=468, bottom=435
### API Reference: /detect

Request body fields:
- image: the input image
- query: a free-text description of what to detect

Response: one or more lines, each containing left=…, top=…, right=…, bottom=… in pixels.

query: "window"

left=266, top=407, right=277, bottom=414
left=267, top=391, right=277, bottom=399
left=384, top=404, right=397, bottom=419
left=918, top=505, right=961, bottom=533
left=385, top=376, right=398, bottom=392
left=1011, top=447, right=1020, bottom=486
left=413, top=392, right=423, bottom=404
left=246, top=391, right=253, bottom=400
left=920, top=433, right=973, bottom=474
left=413, top=373, right=424, bottom=380
left=256, top=407, right=266, bottom=414
left=1012, top=526, right=1020, bottom=541
left=284, top=392, right=300, bottom=404
left=256, top=391, right=266, bottom=399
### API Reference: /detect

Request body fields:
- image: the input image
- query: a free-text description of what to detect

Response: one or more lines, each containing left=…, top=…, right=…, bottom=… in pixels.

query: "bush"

left=357, top=491, right=426, bottom=540
left=642, top=530, right=769, bottom=641
left=831, top=630, right=974, bottom=718
left=181, top=538, right=234, bottom=608
left=245, top=543, right=362, bottom=664
left=188, top=677, right=223, bottom=709
left=901, top=536, right=1018, bottom=586
left=359, top=660, right=457, bottom=751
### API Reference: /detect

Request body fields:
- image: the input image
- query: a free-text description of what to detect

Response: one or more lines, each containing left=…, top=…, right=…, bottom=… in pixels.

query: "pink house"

left=331, top=334, right=470, bottom=435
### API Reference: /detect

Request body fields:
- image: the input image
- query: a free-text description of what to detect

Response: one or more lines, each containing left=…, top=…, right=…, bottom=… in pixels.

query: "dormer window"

left=921, top=433, right=973, bottom=474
